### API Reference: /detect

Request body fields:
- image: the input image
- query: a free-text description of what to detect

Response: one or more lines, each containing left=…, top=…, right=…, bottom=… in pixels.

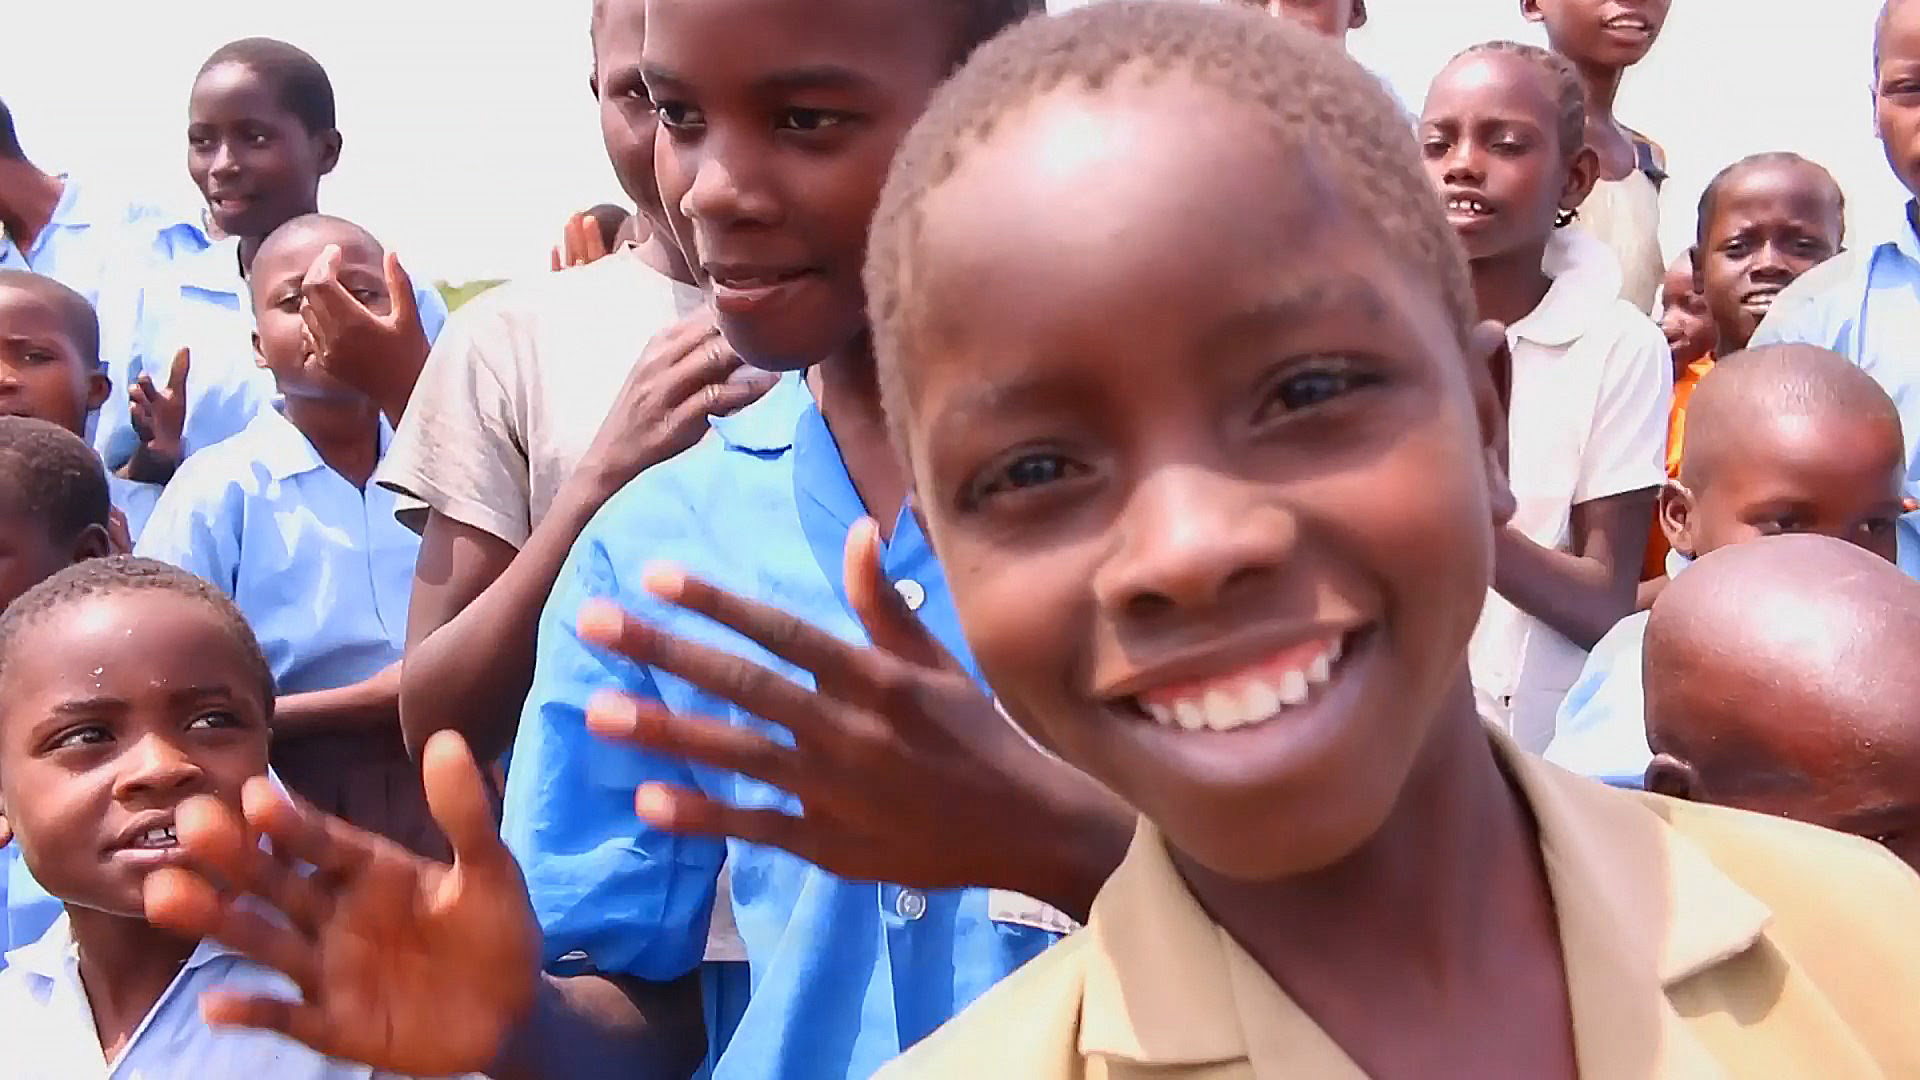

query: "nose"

left=1441, top=140, right=1483, bottom=186
left=112, top=733, right=204, bottom=804
left=677, top=131, right=782, bottom=233
left=1092, top=464, right=1297, bottom=623
left=1750, top=241, right=1793, bottom=278
left=208, top=139, right=240, bottom=179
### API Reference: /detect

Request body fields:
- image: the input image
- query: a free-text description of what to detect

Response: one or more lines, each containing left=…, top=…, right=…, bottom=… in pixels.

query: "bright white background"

left=6, top=1, right=1900, bottom=284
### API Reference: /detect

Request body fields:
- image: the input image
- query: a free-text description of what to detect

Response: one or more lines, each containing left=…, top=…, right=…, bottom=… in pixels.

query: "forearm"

left=401, top=480, right=612, bottom=761
left=488, top=972, right=706, bottom=1080
left=274, top=663, right=402, bottom=739
left=1491, top=527, right=1634, bottom=649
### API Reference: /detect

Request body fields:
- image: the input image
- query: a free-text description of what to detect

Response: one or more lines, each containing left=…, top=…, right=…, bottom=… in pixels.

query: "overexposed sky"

left=7, top=1, right=1900, bottom=284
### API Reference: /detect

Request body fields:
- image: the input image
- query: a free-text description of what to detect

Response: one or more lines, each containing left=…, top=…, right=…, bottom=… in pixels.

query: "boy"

left=135, top=215, right=439, bottom=855
left=0, top=269, right=156, bottom=538
left=0, top=417, right=114, bottom=966
left=0, top=556, right=468, bottom=1078
left=1524, top=0, right=1671, bottom=310
left=1754, top=0, right=1920, bottom=514
left=138, top=6, right=1920, bottom=1077
left=1546, top=344, right=1908, bottom=786
left=1640, top=251, right=1716, bottom=587
left=1643, top=534, right=1920, bottom=873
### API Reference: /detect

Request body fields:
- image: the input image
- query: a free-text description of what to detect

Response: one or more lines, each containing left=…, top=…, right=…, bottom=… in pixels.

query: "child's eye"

left=967, top=451, right=1091, bottom=507
left=350, top=288, right=383, bottom=305
left=1419, top=138, right=1451, bottom=159
left=1257, top=362, right=1376, bottom=417
left=1865, top=517, right=1898, bottom=537
left=22, top=350, right=55, bottom=365
left=187, top=710, right=241, bottom=731
left=1491, top=139, right=1530, bottom=157
left=655, top=102, right=706, bottom=132
left=50, top=726, right=112, bottom=751
left=777, top=108, right=850, bottom=134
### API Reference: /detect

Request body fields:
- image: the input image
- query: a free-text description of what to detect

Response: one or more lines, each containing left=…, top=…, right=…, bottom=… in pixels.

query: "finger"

left=630, top=784, right=826, bottom=866
left=577, top=599, right=850, bottom=737
left=299, top=298, right=334, bottom=360
left=586, top=694, right=799, bottom=793
left=200, top=992, right=339, bottom=1054
left=144, top=866, right=221, bottom=937
left=844, top=517, right=951, bottom=670
left=642, top=567, right=882, bottom=695
left=639, top=309, right=721, bottom=368
left=565, top=214, right=591, bottom=267
left=657, top=336, right=745, bottom=404
left=551, top=245, right=564, bottom=273
left=200, top=904, right=324, bottom=992
left=383, top=251, right=420, bottom=332
left=300, top=268, right=364, bottom=336
left=167, top=347, right=192, bottom=397
left=421, top=731, right=512, bottom=880
left=708, top=372, right=779, bottom=417
left=581, top=220, right=610, bottom=264
left=241, top=776, right=380, bottom=881
left=174, top=792, right=257, bottom=884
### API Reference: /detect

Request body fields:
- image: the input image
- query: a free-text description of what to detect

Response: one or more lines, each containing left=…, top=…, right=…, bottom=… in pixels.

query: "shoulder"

left=878, top=932, right=1095, bottom=1080
left=1762, top=250, right=1870, bottom=328
left=576, top=433, right=735, bottom=549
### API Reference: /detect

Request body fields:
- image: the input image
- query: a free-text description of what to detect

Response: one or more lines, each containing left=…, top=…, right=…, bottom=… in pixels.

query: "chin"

left=715, top=311, right=855, bottom=374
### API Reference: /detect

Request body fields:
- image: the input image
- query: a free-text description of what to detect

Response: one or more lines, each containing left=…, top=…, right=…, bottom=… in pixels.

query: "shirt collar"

left=1507, top=228, right=1627, bottom=348
left=1891, top=202, right=1920, bottom=269
left=175, top=234, right=246, bottom=296
left=1076, top=726, right=1772, bottom=1072
left=6, top=913, right=237, bottom=985
left=708, top=369, right=809, bottom=453
left=249, top=403, right=393, bottom=482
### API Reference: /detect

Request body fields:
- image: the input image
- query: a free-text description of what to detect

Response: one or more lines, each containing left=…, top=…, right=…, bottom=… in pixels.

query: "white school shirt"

left=0, top=914, right=465, bottom=1080
left=1469, top=228, right=1672, bottom=752
left=134, top=405, right=417, bottom=694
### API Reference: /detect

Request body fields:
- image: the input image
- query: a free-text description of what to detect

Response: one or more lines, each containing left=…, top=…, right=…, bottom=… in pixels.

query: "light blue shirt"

left=0, top=913, right=443, bottom=1078
left=1752, top=203, right=1920, bottom=512
left=101, top=235, right=449, bottom=470
left=134, top=405, right=416, bottom=694
left=505, top=373, right=1065, bottom=1080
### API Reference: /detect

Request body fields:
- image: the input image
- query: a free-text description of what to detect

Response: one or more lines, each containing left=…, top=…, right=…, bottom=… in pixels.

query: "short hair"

left=1679, top=344, right=1903, bottom=489
left=585, top=203, right=633, bottom=248
left=197, top=37, right=336, bottom=135
left=867, top=0, right=1470, bottom=441
left=255, top=213, right=382, bottom=267
left=593, top=0, right=1041, bottom=68
left=0, top=97, right=22, bottom=161
left=1448, top=41, right=1586, bottom=164
left=0, top=417, right=109, bottom=547
left=0, top=557, right=276, bottom=716
left=0, top=269, right=100, bottom=368
left=1694, top=152, right=1846, bottom=250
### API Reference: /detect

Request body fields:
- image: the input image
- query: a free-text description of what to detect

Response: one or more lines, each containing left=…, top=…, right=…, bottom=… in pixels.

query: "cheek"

left=943, top=534, right=1091, bottom=730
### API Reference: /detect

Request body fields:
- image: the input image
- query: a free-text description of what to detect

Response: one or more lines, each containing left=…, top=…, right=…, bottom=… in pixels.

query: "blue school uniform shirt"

left=133, top=404, right=417, bottom=693
left=505, top=373, right=1067, bottom=1080
left=100, top=235, right=449, bottom=470
left=0, top=914, right=454, bottom=1079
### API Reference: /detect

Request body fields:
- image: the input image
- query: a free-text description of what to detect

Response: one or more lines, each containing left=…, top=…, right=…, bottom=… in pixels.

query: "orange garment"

left=1643, top=354, right=1715, bottom=580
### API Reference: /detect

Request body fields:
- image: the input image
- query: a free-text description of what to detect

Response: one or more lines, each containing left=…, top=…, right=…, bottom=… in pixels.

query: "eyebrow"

left=0, top=333, right=67, bottom=350
left=644, top=63, right=880, bottom=97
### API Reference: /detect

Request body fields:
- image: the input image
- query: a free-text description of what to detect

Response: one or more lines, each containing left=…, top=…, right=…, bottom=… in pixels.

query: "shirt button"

left=896, top=888, right=928, bottom=921
left=894, top=579, right=927, bottom=612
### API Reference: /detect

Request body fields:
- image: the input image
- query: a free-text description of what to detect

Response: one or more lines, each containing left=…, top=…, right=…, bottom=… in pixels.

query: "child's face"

left=0, top=591, right=270, bottom=920
left=251, top=225, right=390, bottom=402
left=1420, top=54, right=1593, bottom=263
left=0, top=286, right=108, bottom=438
left=645, top=0, right=954, bottom=372
left=1878, top=5, right=1920, bottom=201
left=899, top=80, right=1505, bottom=882
left=188, top=63, right=338, bottom=240
left=0, top=508, right=100, bottom=622
left=592, top=0, right=665, bottom=223
left=1667, top=411, right=1906, bottom=563
left=1695, top=164, right=1842, bottom=353
left=1658, top=255, right=1715, bottom=370
left=1523, top=0, right=1670, bottom=69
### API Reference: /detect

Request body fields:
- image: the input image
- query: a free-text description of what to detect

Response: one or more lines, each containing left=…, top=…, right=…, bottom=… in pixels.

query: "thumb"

left=422, top=731, right=511, bottom=878
left=167, top=348, right=192, bottom=396
left=843, top=516, right=950, bottom=670
left=384, top=251, right=421, bottom=331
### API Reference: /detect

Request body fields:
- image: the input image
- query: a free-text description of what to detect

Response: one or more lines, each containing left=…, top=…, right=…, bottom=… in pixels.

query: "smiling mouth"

left=706, top=266, right=817, bottom=292
left=1445, top=195, right=1496, bottom=220
left=1120, top=631, right=1359, bottom=734
left=1603, top=13, right=1651, bottom=33
left=1741, top=287, right=1783, bottom=310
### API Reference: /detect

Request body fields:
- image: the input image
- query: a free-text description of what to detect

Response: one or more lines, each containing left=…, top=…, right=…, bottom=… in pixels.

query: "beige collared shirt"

left=879, top=734, right=1920, bottom=1078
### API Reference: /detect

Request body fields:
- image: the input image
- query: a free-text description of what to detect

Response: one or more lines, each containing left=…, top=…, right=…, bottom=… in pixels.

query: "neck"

left=1572, top=57, right=1623, bottom=128
left=0, top=158, right=65, bottom=252
left=236, top=202, right=318, bottom=276
left=1471, top=241, right=1555, bottom=328
left=284, top=393, right=383, bottom=487
left=1177, top=681, right=1558, bottom=1037
left=807, top=339, right=907, bottom=540
left=67, top=905, right=199, bottom=1057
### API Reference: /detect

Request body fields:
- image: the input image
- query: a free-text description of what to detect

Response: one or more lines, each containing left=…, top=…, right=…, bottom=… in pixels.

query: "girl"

left=1420, top=41, right=1671, bottom=750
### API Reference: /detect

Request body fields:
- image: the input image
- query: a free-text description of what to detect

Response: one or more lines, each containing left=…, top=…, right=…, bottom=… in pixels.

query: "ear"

left=1689, top=244, right=1706, bottom=294
left=1659, top=480, right=1696, bottom=556
left=252, top=331, right=269, bottom=371
left=69, top=521, right=112, bottom=562
left=1520, top=0, right=1546, bottom=24
left=1349, top=0, right=1367, bottom=30
left=1560, top=145, right=1601, bottom=215
left=84, top=368, right=110, bottom=413
left=1464, top=320, right=1515, bottom=524
left=1644, top=752, right=1698, bottom=800
left=588, top=70, right=601, bottom=101
left=0, top=804, right=11, bottom=850
left=316, top=129, right=343, bottom=179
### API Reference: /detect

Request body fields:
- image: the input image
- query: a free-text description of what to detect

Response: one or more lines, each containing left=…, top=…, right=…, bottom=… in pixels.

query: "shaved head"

left=1679, top=344, right=1903, bottom=490
left=1646, top=534, right=1920, bottom=869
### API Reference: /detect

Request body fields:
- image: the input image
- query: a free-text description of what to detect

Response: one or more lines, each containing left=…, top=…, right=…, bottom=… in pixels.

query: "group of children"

left=6, top=0, right=1920, bottom=1076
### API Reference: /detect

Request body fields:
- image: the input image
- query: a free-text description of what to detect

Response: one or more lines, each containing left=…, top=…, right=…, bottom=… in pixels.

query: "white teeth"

left=1201, top=689, right=1239, bottom=731
left=1174, top=700, right=1208, bottom=731
left=1241, top=679, right=1282, bottom=721
left=137, top=826, right=177, bottom=848
left=1306, top=652, right=1332, bottom=686
left=1145, top=702, right=1175, bottom=726
left=1134, top=636, right=1350, bottom=733
left=1278, top=669, right=1310, bottom=707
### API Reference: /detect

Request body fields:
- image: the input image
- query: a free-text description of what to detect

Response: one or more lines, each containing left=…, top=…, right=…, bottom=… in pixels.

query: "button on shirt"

left=0, top=914, right=452, bottom=1079
left=1470, top=228, right=1672, bottom=752
left=1753, top=204, right=1920, bottom=544
left=104, top=237, right=449, bottom=469
left=135, top=406, right=417, bottom=693
left=505, top=373, right=1065, bottom=1080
